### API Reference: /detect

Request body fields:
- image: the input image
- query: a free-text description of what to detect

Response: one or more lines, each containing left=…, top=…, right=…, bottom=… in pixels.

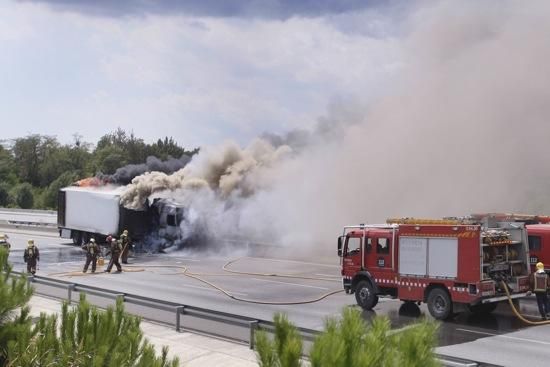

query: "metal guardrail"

left=9, top=272, right=492, bottom=366
left=0, top=207, right=56, bottom=215
left=16, top=271, right=309, bottom=347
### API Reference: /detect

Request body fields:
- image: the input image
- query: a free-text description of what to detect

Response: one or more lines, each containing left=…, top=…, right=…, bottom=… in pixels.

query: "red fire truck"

left=338, top=216, right=531, bottom=320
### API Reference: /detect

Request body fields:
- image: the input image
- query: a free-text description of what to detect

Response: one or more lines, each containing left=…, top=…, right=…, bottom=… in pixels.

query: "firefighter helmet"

left=123, top=230, right=128, bottom=235
left=0, top=233, right=5, bottom=241
left=90, top=238, right=95, bottom=243
left=28, top=239, right=34, bottom=246
left=536, top=262, right=544, bottom=270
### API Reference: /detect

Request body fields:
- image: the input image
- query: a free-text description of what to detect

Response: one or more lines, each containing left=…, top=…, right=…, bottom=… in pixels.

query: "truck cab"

left=338, top=225, right=397, bottom=308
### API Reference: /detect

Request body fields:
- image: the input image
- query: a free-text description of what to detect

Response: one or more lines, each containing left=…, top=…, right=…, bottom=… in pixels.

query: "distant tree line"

left=0, top=128, right=199, bottom=210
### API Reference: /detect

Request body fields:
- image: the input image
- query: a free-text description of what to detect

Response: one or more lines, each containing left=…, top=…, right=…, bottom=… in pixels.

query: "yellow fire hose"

left=51, top=257, right=344, bottom=305
left=501, top=281, right=550, bottom=325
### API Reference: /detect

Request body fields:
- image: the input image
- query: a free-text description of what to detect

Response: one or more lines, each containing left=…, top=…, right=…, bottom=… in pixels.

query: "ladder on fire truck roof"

left=385, top=213, right=550, bottom=226
left=344, top=223, right=398, bottom=231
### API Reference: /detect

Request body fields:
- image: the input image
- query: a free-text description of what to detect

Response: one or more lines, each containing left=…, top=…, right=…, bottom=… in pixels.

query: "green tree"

left=255, top=308, right=440, bottom=367
left=0, top=145, right=17, bottom=185
left=147, top=137, right=199, bottom=160
left=0, top=182, right=11, bottom=207
left=12, top=135, right=58, bottom=187
left=93, top=145, right=128, bottom=174
left=15, top=183, right=34, bottom=209
left=42, top=171, right=80, bottom=209
left=0, top=249, right=179, bottom=366
left=0, top=248, right=34, bottom=365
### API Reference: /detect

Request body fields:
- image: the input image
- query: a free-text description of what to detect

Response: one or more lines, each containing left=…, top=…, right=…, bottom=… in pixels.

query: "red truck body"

left=338, top=216, right=531, bottom=320
left=527, top=224, right=550, bottom=273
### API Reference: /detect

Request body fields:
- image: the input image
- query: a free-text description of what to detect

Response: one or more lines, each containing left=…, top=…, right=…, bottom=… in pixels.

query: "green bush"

left=0, top=247, right=179, bottom=367
left=255, top=307, right=440, bottom=367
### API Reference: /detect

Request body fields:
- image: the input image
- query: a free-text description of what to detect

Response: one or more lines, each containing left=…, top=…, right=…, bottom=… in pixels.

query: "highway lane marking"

left=456, top=328, right=550, bottom=345
left=245, top=256, right=339, bottom=268
left=314, top=273, right=340, bottom=278
left=175, top=259, right=201, bottom=262
left=251, top=277, right=330, bottom=290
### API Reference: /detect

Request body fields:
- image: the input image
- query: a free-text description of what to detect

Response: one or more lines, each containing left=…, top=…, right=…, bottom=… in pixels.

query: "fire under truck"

left=338, top=215, right=532, bottom=320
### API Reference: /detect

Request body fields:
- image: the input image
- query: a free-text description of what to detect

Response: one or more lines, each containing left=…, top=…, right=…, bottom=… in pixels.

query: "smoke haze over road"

left=115, top=1, right=550, bottom=257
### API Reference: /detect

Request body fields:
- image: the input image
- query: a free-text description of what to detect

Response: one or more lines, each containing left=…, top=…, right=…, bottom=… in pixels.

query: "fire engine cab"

left=338, top=216, right=531, bottom=320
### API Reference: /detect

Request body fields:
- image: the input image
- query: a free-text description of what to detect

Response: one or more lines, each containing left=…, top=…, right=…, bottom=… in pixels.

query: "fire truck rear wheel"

left=355, top=280, right=378, bottom=310
left=427, top=288, right=453, bottom=320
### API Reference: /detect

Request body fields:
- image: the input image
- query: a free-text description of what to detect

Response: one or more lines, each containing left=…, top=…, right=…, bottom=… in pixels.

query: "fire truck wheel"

left=468, top=302, right=498, bottom=314
left=355, top=280, right=378, bottom=310
left=427, top=288, right=453, bottom=320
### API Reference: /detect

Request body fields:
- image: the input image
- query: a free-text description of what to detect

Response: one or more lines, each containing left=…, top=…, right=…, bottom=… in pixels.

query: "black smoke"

left=100, top=155, right=191, bottom=185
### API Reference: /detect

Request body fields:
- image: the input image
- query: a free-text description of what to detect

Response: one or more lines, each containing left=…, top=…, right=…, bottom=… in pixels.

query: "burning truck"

left=57, top=185, right=187, bottom=250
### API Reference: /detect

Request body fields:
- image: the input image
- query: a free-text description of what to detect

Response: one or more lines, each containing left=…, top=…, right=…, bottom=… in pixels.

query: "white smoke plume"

left=120, top=139, right=291, bottom=210
left=125, top=0, right=550, bottom=259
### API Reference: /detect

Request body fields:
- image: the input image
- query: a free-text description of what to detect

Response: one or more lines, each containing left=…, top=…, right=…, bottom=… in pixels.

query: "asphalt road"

left=3, top=226, right=550, bottom=366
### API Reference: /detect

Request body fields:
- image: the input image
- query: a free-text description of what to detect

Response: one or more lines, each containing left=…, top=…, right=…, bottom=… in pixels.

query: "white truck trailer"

left=57, top=186, right=185, bottom=247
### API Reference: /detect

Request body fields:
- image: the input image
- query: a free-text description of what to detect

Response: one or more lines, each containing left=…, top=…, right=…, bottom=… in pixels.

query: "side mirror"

left=337, top=236, right=343, bottom=257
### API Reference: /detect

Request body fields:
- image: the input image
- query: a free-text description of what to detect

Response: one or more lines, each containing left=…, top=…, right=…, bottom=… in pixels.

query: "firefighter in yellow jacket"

left=119, top=229, right=131, bottom=264
left=82, top=238, right=100, bottom=273
left=0, top=233, right=10, bottom=253
left=105, top=238, right=122, bottom=273
left=23, top=239, right=39, bottom=275
left=528, top=262, right=550, bottom=319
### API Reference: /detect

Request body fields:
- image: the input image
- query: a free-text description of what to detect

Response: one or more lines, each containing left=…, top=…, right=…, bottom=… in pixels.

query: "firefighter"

left=105, top=238, right=122, bottom=273
left=82, top=238, right=100, bottom=273
left=119, top=229, right=132, bottom=264
left=0, top=233, right=10, bottom=253
left=23, top=239, right=40, bottom=275
left=528, top=262, right=550, bottom=319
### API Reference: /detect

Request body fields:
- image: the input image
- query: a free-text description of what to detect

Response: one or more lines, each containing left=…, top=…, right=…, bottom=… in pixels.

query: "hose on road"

left=52, top=256, right=345, bottom=305
left=501, top=281, right=550, bottom=325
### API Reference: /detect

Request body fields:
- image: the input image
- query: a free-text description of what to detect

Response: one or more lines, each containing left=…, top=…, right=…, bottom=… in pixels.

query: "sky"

left=0, top=0, right=409, bottom=149
left=4, top=0, right=550, bottom=253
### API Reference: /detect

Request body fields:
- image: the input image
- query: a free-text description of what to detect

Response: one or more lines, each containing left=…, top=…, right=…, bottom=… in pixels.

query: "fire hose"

left=501, top=281, right=550, bottom=325
left=53, top=257, right=345, bottom=305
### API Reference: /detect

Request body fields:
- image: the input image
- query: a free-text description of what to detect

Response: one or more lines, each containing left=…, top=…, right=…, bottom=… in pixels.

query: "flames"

left=74, top=177, right=107, bottom=187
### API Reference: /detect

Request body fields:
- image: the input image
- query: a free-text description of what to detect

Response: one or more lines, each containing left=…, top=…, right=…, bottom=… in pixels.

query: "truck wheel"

left=355, top=280, right=378, bottom=310
left=468, top=302, right=498, bottom=314
left=81, top=232, right=90, bottom=246
left=427, top=288, right=453, bottom=320
left=72, top=231, right=81, bottom=246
